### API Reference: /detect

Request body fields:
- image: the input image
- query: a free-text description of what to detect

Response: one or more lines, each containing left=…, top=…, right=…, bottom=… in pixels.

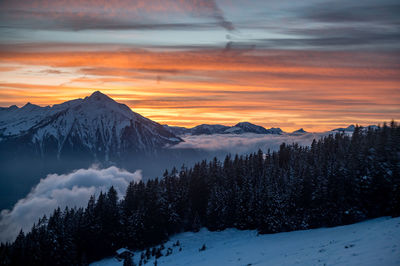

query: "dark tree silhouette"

left=1, top=122, right=399, bottom=265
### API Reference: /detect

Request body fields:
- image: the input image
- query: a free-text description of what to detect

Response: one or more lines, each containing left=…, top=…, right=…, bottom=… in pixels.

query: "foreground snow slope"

left=92, top=217, right=400, bottom=266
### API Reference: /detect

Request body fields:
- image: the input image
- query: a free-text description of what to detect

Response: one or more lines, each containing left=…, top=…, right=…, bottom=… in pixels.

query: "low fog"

left=0, top=166, right=142, bottom=242
left=173, top=132, right=331, bottom=155
left=0, top=132, right=333, bottom=243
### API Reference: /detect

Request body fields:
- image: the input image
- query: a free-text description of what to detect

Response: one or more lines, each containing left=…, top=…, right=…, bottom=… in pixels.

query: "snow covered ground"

left=92, top=217, right=400, bottom=266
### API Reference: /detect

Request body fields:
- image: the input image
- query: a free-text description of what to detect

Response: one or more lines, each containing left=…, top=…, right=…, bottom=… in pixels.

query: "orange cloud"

left=0, top=48, right=399, bottom=131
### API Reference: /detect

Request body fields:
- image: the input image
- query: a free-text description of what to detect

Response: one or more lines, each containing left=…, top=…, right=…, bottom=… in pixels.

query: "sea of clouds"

left=172, top=132, right=331, bottom=155
left=0, top=166, right=142, bottom=242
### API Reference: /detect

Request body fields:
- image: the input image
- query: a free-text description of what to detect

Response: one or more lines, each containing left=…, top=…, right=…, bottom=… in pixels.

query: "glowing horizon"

left=0, top=0, right=399, bottom=132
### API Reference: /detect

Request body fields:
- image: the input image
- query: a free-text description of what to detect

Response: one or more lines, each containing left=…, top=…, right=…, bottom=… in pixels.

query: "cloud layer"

left=173, top=132, right=331, bottom=155
left=0, top=0, right=234, bottom=31
left=1, top=48, right=398, bottom=131
left=0, top=166, right=142, bottom=243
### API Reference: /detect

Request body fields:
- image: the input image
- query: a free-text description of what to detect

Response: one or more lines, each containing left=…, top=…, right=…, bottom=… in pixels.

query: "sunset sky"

left=0, top=0, right=399, bottom=131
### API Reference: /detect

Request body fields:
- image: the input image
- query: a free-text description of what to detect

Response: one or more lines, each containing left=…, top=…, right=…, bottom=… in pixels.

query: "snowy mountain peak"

left=0, top=105, right=18, bottom=112
left=267, top=127, right=283, bottom=134
left=235, top=122, right=254, bottom=127
left=292, top=128, right=307, bottom=134
left=332, top=124, right=379, bottom=133
left=332, top=125, right=356, bottom=132
left=190, top=124, right=230, bottom=135
left=21, top=102, right=41, bottom=110
left=0, top=92, right=182, bottom=160
left=232, top=122, right=270, bottom=134
left=86, top=91, right=114, bottom=103
left=83, top=91, right=122, bottom=109
left=165, top=122, right=284, bottom=135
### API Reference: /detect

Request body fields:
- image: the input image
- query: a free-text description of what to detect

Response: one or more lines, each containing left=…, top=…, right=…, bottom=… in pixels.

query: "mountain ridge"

left=165, top=123, right=380, bottom=136
left=165, top=122, right=283, bottom=136
left=0, top=92, right=379, bottom=141
left=0, top=91, right=182, bottom=161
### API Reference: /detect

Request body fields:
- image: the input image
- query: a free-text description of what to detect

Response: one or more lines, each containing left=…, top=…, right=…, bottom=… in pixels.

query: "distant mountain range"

left=0, top=92, right=379, bottom=160
left=165, top=123, right=379, bottom=136
left=164, top=122, right=283, bottom=136
left=332, top=125, right=356, bottom=132
left=292, top=128, right=307, bottom=134
left=331, top=124, right=378, bottom=132
left=0, top=92, right=377, bottom=159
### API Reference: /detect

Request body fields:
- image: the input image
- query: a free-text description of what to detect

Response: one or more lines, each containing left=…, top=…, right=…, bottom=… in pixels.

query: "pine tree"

left=123, top=255, right=134, bottom=266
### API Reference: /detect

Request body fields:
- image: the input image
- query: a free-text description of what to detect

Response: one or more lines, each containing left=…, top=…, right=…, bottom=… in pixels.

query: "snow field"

left=92, top=216, right=400, bottom=266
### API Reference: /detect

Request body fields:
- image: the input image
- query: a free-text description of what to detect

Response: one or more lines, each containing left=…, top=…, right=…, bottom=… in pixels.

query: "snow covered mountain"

left=332, top=125, right=356, bottom=132
left=164, top=122, right=381, bottom=137
left=163, top=125, right=191, bottom=135
left=190, top=124, right=230, bottom=135
left=331, top=124, right=379, bottom=133
left=0, top=91, right=181, bottom=161
left=225, top=122, right=272, bottom=134
left=165, top=122, right=283, bottom=136
left=292, top=128, right=307, bottom=134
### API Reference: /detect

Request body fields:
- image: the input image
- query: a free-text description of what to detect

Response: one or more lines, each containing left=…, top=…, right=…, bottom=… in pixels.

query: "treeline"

left=1, top=122, right=399, bottom=265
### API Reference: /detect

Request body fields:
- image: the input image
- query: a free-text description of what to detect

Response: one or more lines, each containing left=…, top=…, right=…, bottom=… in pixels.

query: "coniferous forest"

left=1, top=122, right=399, bottom=265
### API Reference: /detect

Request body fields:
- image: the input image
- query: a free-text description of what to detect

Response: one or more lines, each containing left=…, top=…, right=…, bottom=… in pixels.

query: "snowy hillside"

left=92, top=217, right=400, bottom=266
left=0, top=91, right=181, bottom=160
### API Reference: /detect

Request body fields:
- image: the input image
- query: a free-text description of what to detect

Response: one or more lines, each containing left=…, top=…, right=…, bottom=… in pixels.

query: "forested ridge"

left=1, top=122, right=399, bottom=265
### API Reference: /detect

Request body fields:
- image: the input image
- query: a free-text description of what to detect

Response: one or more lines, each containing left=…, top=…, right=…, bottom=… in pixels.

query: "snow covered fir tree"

left=0, top=122, right=399, bottom=265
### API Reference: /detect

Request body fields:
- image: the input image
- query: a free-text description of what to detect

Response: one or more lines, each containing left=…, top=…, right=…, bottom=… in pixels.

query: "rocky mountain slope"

left=0, top=91, right=181, bottom=161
